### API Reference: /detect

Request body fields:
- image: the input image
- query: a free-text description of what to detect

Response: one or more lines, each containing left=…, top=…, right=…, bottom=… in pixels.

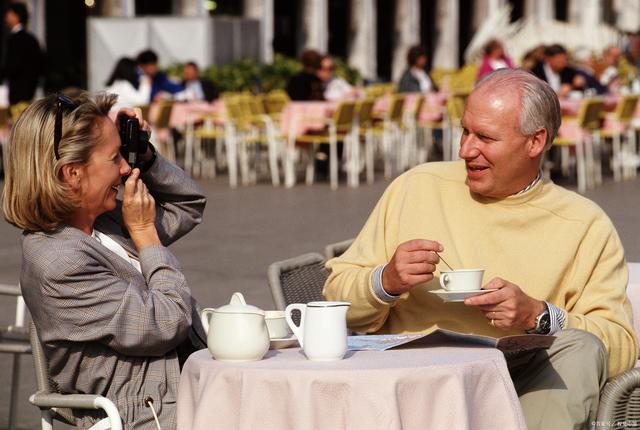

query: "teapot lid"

left=214, top=292, right=265, bottom=316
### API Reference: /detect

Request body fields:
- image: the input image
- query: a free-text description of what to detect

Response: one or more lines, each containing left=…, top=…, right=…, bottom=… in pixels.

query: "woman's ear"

left=60, top=163, right=83, bottom=191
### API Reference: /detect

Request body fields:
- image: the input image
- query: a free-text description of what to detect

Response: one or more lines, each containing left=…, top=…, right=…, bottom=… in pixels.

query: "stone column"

left=244, top=0, right=274, bottom=63
left=432, top=0, right=459, bottom=70
left=301, top=0, right=328, bottom=53
left=348, top=0, right=376, bottom=81
left=473, top=0, right=507, bottom=29
left=392, top=0, right=420, bottom=82
left=101, top=0, right=135, bottom=17
left=617, top=0, right=640, bottom=33
left=174, top=0, right=206, bottom=16
left=569, top=0, right=602, bottom=28
left=24, top=0, right=45, bottom=47
left=526, top=0, right=554, bottom=23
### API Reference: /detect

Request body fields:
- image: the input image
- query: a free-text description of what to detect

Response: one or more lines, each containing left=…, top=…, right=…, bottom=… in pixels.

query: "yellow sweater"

left=324, top=161, right=638, bottom=377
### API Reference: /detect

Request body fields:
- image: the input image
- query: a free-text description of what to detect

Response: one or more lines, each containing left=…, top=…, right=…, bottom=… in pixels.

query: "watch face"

left=538, top=313, right=551, bottom=334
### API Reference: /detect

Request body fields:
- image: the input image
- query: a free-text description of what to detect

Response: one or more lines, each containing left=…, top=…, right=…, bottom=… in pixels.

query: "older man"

left=324, top=69, right=637, bottom=429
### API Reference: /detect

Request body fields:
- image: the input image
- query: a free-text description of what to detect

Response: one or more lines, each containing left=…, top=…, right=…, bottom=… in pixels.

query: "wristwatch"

left=527, top=303, right=551, bottom=335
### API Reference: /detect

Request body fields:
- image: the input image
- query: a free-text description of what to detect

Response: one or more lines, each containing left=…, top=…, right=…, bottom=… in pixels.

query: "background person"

left=0, top=2, right=43, bottom=104
left=2, top=92, right=207, bottom=429
left=181, top=61, right=218, bottom=102
left=136, top=49, right=184, bottom=102
left=477, top=39, right=515, bottom=80
left=286, top=49, right=324, bottom=101
left=104, top=57, right=151, bottom=107
left=531, top=44, right=577, bottom=97
left=397, top=45, right=433, bottom=94
left=324, top=69, right=637, bottom=429
left=317, top=55, right=356, bottom=101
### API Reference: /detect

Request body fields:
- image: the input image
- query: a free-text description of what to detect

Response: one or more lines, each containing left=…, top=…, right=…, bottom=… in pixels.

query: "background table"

left=178, top=345, right=526, bottom=430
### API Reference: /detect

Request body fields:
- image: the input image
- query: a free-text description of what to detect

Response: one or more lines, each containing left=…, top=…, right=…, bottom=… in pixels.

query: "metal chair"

left=324, top=238, right=355, bottom=260
left=29, top=322, right=122, bottom=430
left=0, top=284, right=31, bottom=430
left=267, top=252, right=328, bottom=311
left=595, top=262, right=640, bottom=429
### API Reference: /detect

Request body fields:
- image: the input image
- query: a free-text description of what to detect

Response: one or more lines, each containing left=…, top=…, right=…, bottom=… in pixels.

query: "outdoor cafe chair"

left=267, top=252, right=328, bottom=311
left=600, top=94, right=639, bottom=181
left=151, top=100, right=176, bottom=164
left=553, top=97, right=605, bottom=193
left=29, top=321, right=122, bottom=430
left=0, top=283, right=31, bottom=430
left=324, top=238, right=354, bottom=260
left=344, top=98, right=375, bottom=187
left=296, top=100, right=356, bottom=189
left=372, top=94, right=405, bottom=179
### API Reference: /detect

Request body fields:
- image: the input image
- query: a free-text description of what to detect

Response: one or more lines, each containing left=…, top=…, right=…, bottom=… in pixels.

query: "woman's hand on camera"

left=122, top=168, right=160, bottom=251
left=116, top=108, right=153, bottom=162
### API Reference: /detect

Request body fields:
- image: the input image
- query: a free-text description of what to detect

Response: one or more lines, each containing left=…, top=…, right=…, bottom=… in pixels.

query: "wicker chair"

left=29, top=322, right=122, bottom=430
left=595, top=262, right=640, bottom=428
left=324, top=239, right=355, bottom=260
left=267, top=252, right=328, bottom=311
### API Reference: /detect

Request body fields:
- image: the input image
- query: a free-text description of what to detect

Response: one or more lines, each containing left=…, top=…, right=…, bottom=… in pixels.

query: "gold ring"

left=490, top=319, right=495, bottom=326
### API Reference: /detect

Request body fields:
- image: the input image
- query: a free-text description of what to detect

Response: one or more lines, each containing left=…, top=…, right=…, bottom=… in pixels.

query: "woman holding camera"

left=3, top=92, right=206, bottom=429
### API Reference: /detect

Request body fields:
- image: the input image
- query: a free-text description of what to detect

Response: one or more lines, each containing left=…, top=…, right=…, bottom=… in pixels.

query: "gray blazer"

left=21, top=154, right=207, bottom=429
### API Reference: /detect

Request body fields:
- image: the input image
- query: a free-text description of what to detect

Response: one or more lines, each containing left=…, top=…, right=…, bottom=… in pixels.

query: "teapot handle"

left=200, top=308, right=216, bottom=335
left=285, top=303, right=307, bottom=349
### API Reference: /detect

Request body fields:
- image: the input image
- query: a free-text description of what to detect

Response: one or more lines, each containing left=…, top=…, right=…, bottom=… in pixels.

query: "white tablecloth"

left=177, top=345, right=526, bottom=430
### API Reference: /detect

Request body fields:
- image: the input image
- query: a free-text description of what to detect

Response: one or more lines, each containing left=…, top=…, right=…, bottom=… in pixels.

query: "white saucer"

left=429, top=289, right=498, bottom=302
left=270, top=335, right=298, bottom=350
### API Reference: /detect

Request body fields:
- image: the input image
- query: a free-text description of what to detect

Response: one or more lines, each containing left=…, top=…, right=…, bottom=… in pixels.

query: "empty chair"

left=29, top=322, right=122, bottom=430
left=0, top=284, right=31, bottom=430
left=267, top=252, right=328, bottom=310
left=324, top=238, right=355, bottom=260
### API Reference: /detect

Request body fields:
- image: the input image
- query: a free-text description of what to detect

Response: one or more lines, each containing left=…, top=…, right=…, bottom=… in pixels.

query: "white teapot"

left=200, top=292, right=270, bottom=362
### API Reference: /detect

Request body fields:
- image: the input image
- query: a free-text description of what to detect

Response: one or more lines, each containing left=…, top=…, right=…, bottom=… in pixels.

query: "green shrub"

left=164, top=55, right=362, bottom=93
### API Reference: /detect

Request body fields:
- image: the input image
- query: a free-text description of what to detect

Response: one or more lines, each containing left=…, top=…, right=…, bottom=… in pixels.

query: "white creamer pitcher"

left=285, top=301, right=350, bottom=361
left=201, top=292, right=270, bottom=362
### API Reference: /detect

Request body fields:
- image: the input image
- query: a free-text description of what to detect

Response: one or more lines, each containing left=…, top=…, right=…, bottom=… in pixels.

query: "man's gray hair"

left=475, top=68, right=561, bottom=149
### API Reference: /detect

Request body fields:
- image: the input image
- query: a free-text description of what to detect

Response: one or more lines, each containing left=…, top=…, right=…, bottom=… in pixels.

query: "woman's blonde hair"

left=2, top=92, right=118, bottom=232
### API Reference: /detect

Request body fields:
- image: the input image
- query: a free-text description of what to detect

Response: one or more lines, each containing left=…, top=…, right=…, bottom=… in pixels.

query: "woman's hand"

left=122, top=168, right=160, bottom=250
left=115, top=107, right=154, bottom=162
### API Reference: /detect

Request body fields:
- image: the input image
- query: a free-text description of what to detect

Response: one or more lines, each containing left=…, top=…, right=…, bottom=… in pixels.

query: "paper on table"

left=348, top=329, right=555, bottom=359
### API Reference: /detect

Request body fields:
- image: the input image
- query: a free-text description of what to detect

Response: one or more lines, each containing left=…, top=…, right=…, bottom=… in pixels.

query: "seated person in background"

left=599, top=45, right=623, bottom=93
left=398, top=45, right=433, bottom=94
left=182, top=61, right=218, bottom=102
left=3, top=93, right=207, bottom=429
left=105, top=57, right=151, bottom=107
left=324, top=69, right=637, bottom=430
left=317, top=55, right=357, bottom=101
left=477, top=39, right=515, bottom=80
left=571, top=46, right=608, bottom=95
left=286, top=49, right=324, bottom=101
left=531, top=44, right=577, bottom=97
left=520, top=44, right=546, bottom=71
left=136, top=49, right=185, bottom=102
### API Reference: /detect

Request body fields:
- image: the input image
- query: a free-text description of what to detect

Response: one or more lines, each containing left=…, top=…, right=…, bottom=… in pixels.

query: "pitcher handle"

left=200, top=308, right=215, bottom=335
left=285, top=303, right=307, bottom=349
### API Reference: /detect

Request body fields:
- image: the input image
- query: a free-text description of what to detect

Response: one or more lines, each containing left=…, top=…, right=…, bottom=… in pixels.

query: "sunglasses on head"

left=53, top=94, right=78, bottom=160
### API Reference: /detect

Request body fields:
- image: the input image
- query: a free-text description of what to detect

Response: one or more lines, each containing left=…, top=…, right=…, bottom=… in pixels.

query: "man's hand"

left=381, top=239, right=443, bottom=295
left=464, top=277, right=545, bottom=331
left=122, top=168, right=160, bottom=251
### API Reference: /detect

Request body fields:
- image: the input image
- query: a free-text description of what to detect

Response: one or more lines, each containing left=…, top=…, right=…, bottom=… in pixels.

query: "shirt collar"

left=514, top=170, right=542, bottom=195
left=11, top=23, right=23, bottom=33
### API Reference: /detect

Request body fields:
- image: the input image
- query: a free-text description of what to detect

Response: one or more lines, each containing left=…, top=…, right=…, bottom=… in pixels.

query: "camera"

left=118, top=114, right=150, bottom=170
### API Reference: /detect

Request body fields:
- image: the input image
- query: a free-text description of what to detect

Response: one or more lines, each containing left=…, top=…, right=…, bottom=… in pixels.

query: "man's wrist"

left=372, top=264, right=400, bottom=302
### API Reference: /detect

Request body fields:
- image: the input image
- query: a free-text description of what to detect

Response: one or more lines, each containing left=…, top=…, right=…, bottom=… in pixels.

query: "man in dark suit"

left=136, top=49, right=184, bottom=102
left=182, top=61, right=218, bottom=102
left=286, top=49, right=324, bottom=101
left=531, top=44, right=577, bottom=97
left=1, top=2, right=43, bottom=105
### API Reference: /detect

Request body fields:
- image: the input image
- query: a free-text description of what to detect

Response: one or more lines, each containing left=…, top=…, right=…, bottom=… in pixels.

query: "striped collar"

left=514, top=170, right=542, bottom=195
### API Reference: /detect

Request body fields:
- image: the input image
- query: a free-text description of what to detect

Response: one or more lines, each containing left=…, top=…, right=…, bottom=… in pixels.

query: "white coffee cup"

left=439, top=269, right=485, bottom=291
left=285, top=301, right=350, bottom=361
left=264, top=310, right=293, bottom=339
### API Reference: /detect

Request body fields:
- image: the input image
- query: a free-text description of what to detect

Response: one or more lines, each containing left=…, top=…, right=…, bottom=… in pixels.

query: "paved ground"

left=0, top=169, right=639, bottom=429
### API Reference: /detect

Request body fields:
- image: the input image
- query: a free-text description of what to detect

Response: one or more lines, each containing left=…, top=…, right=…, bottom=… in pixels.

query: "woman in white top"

left=104, top=57, right=151, bottom=107
left=397, top=45, right=434, bottom=94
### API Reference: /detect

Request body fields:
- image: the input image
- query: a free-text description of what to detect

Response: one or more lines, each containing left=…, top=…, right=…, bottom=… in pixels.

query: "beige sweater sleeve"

left=565, top=214, right=639, bottom=378
left=323, top=177, right=406, bottom=333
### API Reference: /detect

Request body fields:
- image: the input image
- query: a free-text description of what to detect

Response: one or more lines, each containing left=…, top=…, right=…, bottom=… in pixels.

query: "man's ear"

left=528, top=128, right=548, bottom=159
left=60, top=163, right=83, bottom=191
